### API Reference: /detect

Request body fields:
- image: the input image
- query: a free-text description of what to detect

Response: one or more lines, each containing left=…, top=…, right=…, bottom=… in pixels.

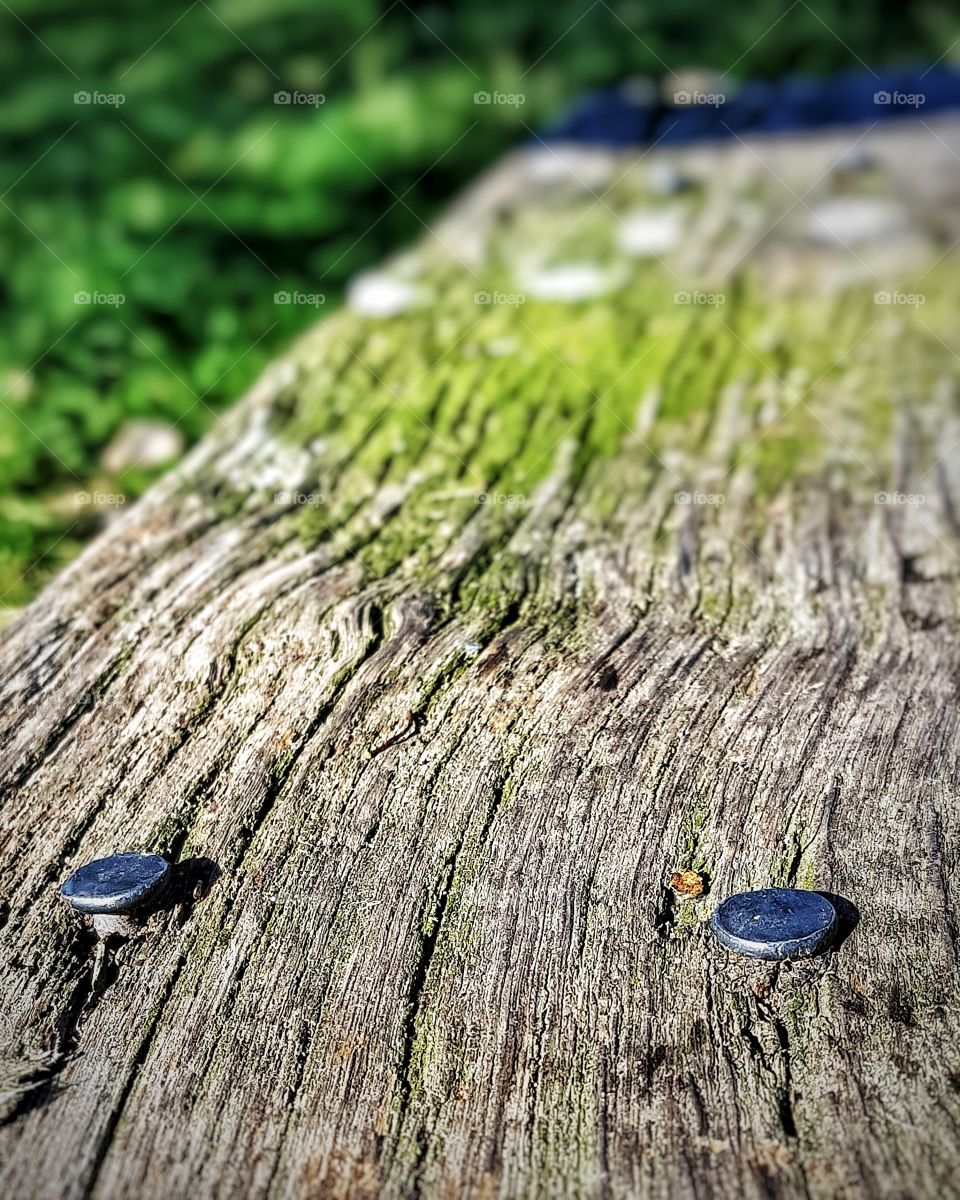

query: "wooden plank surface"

left=2, top=116, right=960, bottom=1199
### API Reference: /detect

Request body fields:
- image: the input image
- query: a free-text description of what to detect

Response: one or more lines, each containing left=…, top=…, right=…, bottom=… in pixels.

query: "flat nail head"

left=60, top=852, right=170, bottom=916
left=711, top=887, right=837, bottom=961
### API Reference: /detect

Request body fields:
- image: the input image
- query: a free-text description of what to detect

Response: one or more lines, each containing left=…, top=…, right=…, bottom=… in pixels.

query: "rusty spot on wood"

left=668, top=869, right=705, bottom=899
left=752, top=1141, right=796, bottom=1177
left=334, top=1035, right=363, bottom=1060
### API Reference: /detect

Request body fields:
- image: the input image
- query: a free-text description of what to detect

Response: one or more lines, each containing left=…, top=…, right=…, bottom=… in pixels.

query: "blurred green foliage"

left=0, top=0, right=956, bottom=604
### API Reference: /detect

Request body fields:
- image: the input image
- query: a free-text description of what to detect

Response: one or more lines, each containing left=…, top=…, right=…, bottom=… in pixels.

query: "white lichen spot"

left=618, top=207, right=684, bottom=256
left=519, top=263, right=619, bottom=302
left=646, top=161, right=688, bottom=196
left=484, top=336, right=518, bottom=357
left=805, top=197, right=903, bottom=246
left=218, top=403, right=312, bottom=493
left=347, top=272, right=421, bottom=317
left=101, top=421, right=184, bottom=473
left=526, top=147, right=614, bottom=191
left=182, top=639, right=215, bottom=684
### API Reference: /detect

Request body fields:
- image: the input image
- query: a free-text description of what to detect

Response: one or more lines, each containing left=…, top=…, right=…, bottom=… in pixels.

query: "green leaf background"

left=0, top=0, right=955, bottom=604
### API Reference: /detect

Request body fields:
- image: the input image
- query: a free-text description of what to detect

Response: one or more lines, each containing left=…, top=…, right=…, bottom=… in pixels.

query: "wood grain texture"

left=2, top=116, right=960, bottom=1200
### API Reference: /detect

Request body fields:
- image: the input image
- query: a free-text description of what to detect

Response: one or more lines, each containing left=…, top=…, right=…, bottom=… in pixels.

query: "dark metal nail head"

left=60, top=852, right=170, bottom=918
left=711, top=887, right=837, bottom=961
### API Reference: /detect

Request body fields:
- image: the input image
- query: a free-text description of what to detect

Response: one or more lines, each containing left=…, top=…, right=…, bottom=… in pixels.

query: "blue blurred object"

left=543, top=68, right=960, bottom=145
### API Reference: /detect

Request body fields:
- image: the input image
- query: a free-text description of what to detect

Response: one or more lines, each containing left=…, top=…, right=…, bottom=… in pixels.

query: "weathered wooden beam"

left=2, top=116, right=960, bottom=1199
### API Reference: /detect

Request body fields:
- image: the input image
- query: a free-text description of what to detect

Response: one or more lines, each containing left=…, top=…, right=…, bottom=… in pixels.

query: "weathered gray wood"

left=2, top=116, right=960, bottom=1200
